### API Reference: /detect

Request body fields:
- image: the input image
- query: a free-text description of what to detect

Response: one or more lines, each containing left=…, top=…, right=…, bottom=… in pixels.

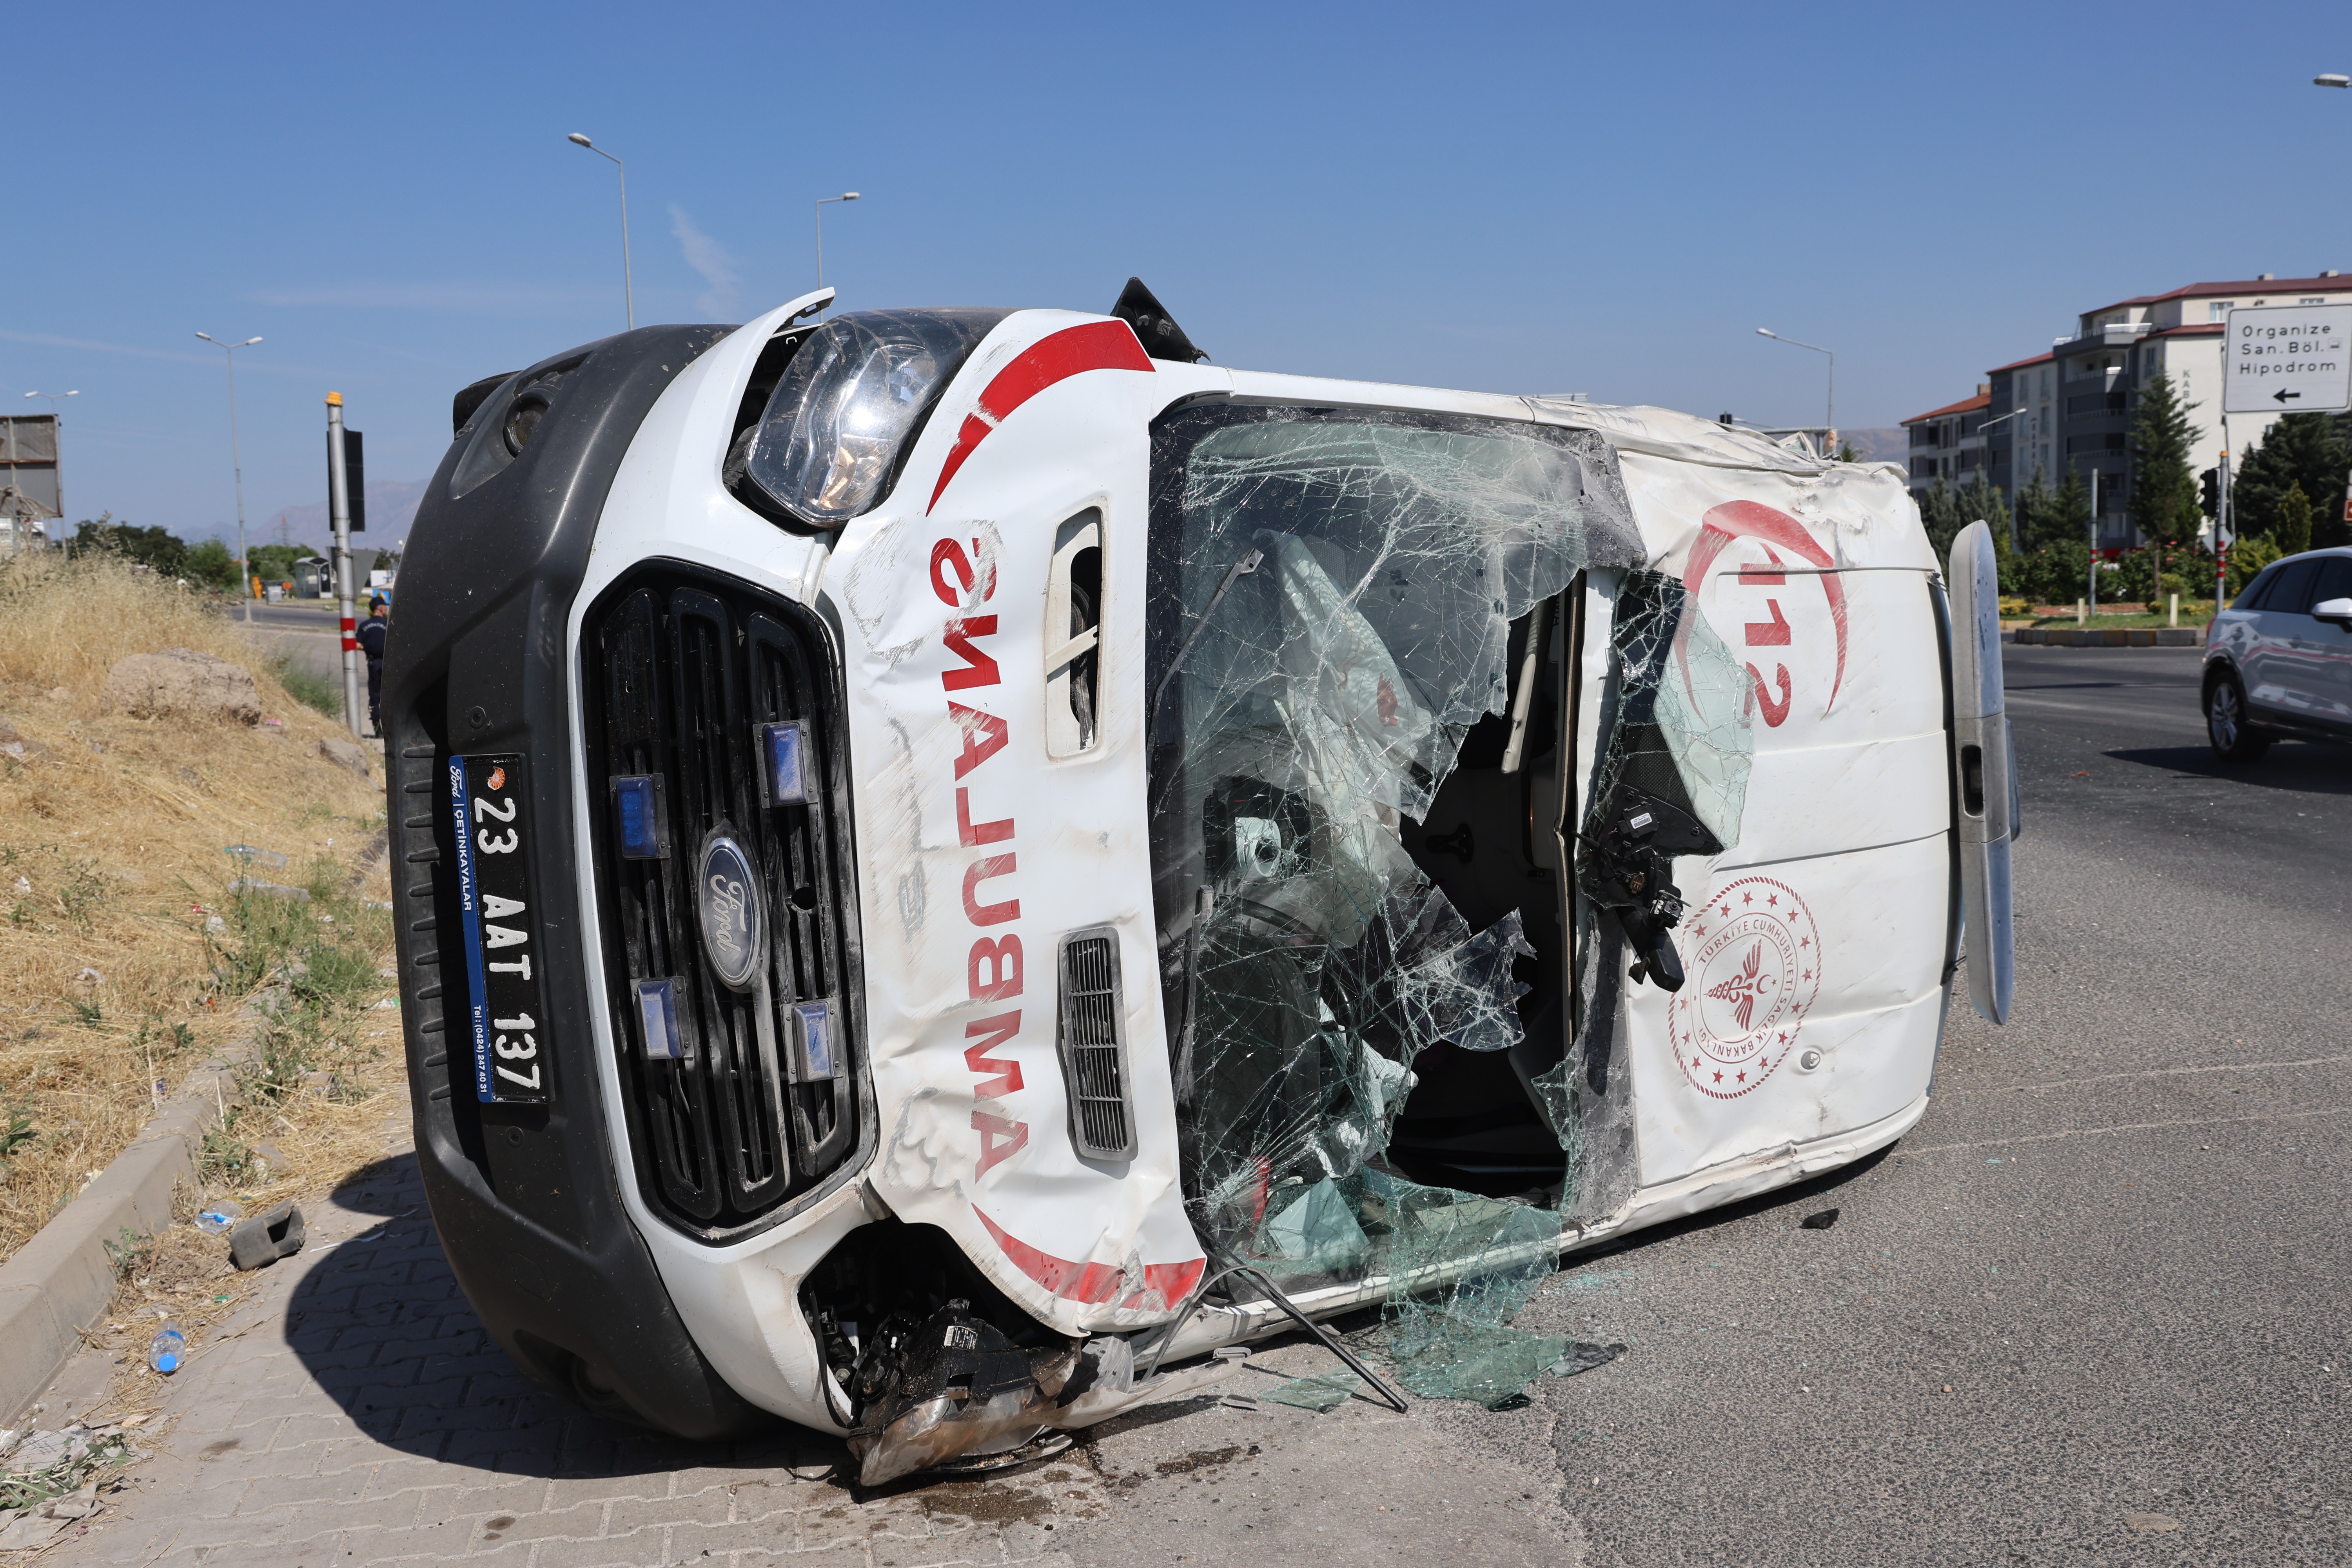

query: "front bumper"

left=386, top=321, right=773, bottom=1438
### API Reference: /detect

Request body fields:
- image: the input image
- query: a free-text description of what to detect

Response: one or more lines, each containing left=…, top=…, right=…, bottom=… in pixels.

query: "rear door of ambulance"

left=1595, top=483, right=1953, bottom=1189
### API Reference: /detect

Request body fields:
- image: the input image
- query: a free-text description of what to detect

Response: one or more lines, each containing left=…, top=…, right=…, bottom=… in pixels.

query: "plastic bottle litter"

left=148, top=1322, right=186, bottom=1375
left=223, top=845, right=289, bottom=870
left=194, top=1201, right=244, bottom=1236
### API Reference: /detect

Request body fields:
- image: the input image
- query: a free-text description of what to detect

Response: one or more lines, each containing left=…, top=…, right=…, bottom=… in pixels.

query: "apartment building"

left=1902, top=387, right=1990, bottom=500
left=1987, top=273, right=2352, bottom=546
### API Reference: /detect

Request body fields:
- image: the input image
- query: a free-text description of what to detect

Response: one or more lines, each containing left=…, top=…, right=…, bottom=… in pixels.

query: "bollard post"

left=325, top=394, right=362, bottom=736
left=2168, top=592, right=2178, bottom=628
left=2076, top=598, right=2086, bottom=628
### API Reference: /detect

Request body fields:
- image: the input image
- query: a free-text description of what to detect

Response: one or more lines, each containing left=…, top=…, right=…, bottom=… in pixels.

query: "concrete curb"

left=0, top=1055, right=245, bottom=1421
left=0, top=831, right=393, bottom=1421
left=2006, top=627, right=2204, bottom=647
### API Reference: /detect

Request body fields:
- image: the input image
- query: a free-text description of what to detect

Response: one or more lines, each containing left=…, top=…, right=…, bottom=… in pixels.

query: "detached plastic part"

left=1946, top=521, right=2014, bottom=1024
left=844, top=1304, right=1240, bottom=1487
left=227, top=1202, right=305, bottom=1271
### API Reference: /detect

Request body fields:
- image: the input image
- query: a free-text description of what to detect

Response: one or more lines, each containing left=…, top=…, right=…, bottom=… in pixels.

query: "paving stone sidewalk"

left=44, top=1125, right=1579, bottom=1568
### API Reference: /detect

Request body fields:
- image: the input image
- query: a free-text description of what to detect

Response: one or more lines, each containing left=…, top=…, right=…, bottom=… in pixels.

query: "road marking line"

left=1907, top=1103, right=2351, bottom=1155
left=1995, top=1055, right=2352, bottom=1096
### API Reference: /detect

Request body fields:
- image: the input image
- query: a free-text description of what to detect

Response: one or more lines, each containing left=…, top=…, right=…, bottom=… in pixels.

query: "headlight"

left=741, top=309, right=1009, bottom=528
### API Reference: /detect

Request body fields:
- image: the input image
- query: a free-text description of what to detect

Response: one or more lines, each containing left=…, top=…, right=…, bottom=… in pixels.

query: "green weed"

left=267, top=650, right=345, bottom=718
left=55, top=858, right=105, bottom=929
left=65, top=998, right=102, bottom=1027
left=0, top=1102, right=36, bottom=1181
left=292, top=940, right=376, bottom=1011
left=199, top=1113, right=257, bottom=1187
left=103, top=1225, right=151, bottom=1279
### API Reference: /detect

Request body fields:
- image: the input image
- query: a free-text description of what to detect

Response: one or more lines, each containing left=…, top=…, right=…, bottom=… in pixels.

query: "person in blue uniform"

left=358, top=594, right=389, bottom=735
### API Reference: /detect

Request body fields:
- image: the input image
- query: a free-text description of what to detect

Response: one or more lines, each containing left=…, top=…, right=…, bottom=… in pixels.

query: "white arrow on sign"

left=2225, top=303, right=2352, bottom=415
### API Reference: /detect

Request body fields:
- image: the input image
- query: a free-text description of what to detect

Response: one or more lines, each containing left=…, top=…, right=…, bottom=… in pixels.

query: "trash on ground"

left=1801, top=1208, right=1841, bottom=1230
left=147, top=1321, right=186, bottom=1374
left=227, top=1201, right=305, bottom=1270
left=223, top=845, right=288, bottom=869
left=0, top=1421, right=136, bottom=1546
left=224, top=877, right=309, bottom=901
left=193, top=1200, right=245, bottom=1236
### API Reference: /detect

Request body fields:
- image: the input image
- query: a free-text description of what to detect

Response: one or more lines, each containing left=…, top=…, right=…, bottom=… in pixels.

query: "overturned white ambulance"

left=387, top=281, right=2014, bottom=1484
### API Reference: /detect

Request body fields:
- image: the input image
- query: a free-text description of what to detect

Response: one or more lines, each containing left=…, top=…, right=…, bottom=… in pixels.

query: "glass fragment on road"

left=1260, top=1369, right=1364, bottom=1412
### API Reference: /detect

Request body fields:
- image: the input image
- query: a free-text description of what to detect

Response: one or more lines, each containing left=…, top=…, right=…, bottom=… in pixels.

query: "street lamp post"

left=1973, top=407, right=2027, bottom=548
left=1757, top=328, right=1835, bottom=449
left=19, top=390, right=75, bottom=548
left=815, top=192, right=860, bottom=298
left=194, top=334, right=262, bottom=622
left=567, top=134, right=634, bottom=330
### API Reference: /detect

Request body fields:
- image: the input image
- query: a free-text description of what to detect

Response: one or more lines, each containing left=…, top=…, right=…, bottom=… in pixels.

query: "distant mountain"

left=1839, top=427, right=1907, bottom=466
left=258, top=477, right=430, bottom=553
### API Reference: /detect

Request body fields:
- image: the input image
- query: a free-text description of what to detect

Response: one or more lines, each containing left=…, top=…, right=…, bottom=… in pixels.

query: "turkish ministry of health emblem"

left=1669, top=875, right=1822, bottom=1099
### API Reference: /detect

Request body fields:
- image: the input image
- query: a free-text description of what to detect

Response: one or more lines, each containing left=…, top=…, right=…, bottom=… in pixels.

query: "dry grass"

left=0, top=551, right=391, bottom=1261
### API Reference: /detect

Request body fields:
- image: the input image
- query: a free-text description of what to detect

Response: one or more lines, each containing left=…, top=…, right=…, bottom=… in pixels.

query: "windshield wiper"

left=1148, top=546, right=1264, bottom=742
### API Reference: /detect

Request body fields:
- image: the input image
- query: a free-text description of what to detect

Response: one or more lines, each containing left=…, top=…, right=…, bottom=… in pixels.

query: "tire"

left=2205, top=670, right=2270, bottom=762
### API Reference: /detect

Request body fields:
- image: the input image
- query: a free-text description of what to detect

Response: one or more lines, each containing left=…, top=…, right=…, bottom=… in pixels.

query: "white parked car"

left=384, top=283, right=2016, bottom=1483
left=2203, top=545, right=2352, bottom=759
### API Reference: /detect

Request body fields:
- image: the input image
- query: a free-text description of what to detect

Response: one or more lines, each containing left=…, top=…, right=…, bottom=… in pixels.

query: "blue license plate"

left=450, top=753, right=551, bottom=1103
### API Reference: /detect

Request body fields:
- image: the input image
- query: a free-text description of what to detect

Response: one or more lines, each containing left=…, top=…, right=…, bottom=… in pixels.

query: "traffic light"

left=2199, top=467, right=2220, bottom=519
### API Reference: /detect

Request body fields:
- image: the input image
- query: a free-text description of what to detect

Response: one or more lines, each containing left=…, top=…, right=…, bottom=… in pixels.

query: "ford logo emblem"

left=695, top=833, right=764, bottom=992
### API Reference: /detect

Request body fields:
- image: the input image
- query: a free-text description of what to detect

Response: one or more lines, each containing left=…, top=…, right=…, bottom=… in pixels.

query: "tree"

left=2014, top=467, right=2065, bottom=550
left=183, top=538, right=241, bottom=592
left=1956, top=472, right=2010, bottom=542
left=2225, top=534, right=2283, bottom=597
left=2127, top=372, right=2203, bottom=591
left=2276, top=482, right=2314, bottom=556
left=2233, top=412, right=2349, bottom=547
left=2053, top=468, right=2092, bottom=548
left=247, top=542, right=318, bottom=584
left=1918, top=475, right=1969, bottom=559
left=68, top=515, right=187, bottom=576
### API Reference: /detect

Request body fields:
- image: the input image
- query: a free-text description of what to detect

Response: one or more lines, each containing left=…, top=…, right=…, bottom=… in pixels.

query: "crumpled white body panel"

left=822, top=313, right=1225, bottom=1337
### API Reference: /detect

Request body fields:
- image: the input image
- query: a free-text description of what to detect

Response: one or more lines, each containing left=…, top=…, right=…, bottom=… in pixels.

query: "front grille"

left=1056, top=929, right=1136, bottom=1161
left=585, top=568, right=865, bottom=1238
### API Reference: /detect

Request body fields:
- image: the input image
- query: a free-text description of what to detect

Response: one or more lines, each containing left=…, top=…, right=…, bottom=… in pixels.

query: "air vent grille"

left=1057, top=929, right=1136, bottom=1161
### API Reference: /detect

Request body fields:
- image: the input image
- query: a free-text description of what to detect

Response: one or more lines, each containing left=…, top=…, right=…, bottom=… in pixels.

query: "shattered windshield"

left=1143, top=402, right=1648, bottom=1402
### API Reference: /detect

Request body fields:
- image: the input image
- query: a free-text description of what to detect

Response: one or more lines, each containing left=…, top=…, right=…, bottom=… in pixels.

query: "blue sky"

left=9, top=1, right=2350, bottom=547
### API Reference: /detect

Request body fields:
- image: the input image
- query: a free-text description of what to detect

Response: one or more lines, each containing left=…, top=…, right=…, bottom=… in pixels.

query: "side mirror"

left=2312, top=595, right=2352, bottom=627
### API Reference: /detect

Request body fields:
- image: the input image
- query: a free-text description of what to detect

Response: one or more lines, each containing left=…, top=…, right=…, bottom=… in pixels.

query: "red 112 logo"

left=1676, top=501, right=1850, bottom=728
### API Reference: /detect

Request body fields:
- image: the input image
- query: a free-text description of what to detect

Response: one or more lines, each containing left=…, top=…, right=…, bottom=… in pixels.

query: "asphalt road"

left=1474, top=645, right=2351, bottom=1566
left=237, top=601, right=343, bottom=632
left=37, top=645, right=2347, bottom=1568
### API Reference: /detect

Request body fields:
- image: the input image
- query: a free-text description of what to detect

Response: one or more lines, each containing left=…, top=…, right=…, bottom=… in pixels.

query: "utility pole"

left=196, top=334, right=262, bottom=621
left=2216, top=415, right=2232, bottom=620
left=326, top=393, right=362, bottom=735
left=2087, top=467, right=2100, bottom=615
left=566, top=134, right=634, bottom=330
